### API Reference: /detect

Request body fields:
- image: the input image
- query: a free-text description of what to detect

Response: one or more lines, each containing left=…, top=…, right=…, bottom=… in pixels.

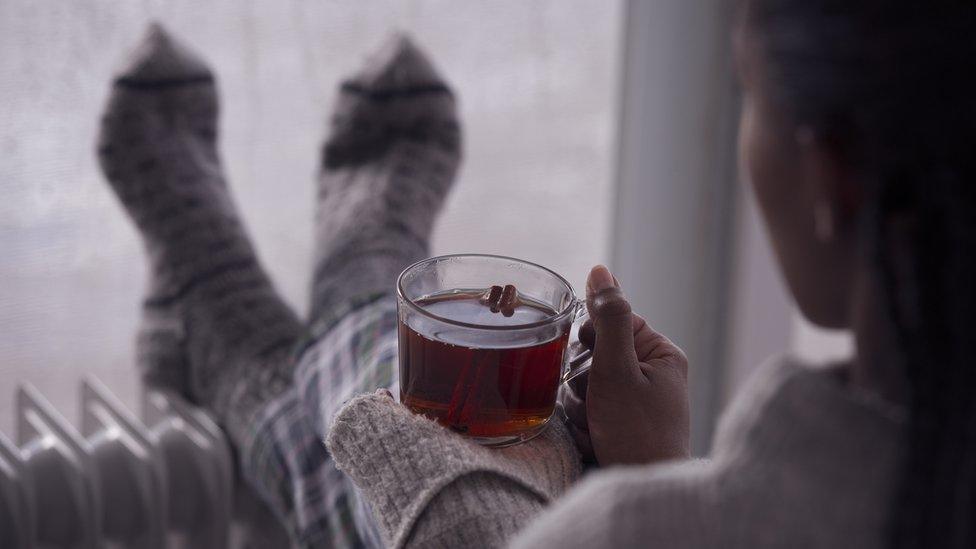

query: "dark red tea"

left=398, top=290, right=568, bottom=438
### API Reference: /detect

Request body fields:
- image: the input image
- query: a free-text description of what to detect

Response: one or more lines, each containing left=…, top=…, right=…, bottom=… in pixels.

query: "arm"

left=327, top=266, right=693, bottom=547
left=327, top=392, right=716, bottom=549
left=509, top=460, right=715, bottom=549
left=326, top=391, right=581, bottom=548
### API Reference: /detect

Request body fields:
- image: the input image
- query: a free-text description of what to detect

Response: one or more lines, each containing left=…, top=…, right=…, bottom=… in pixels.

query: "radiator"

left=0, top=377, right=289, bottom=548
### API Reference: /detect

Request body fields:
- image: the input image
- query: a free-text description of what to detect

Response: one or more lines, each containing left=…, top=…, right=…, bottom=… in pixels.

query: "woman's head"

left=736, top=1, right=976, bottom=547
left=735, top=27, right=858, bottom=328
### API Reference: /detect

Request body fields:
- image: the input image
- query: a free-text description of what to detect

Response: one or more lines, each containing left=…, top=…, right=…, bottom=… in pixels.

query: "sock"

left=97, top=23, right=302, bottom=445
left=309, top=34, right=462, bottom=330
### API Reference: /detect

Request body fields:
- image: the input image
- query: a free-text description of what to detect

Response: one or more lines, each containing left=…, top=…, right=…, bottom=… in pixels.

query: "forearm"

left=408, top=472, right=546, bottom=547
left=326, top=393, right=582, bottom=548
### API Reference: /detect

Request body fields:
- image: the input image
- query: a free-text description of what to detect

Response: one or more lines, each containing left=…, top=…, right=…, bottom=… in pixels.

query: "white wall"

left=0, top=0, right=622, bottom=434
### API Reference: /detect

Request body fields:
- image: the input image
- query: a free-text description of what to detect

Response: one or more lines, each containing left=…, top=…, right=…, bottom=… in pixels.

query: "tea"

left=398, top=289, right=568, bottom=439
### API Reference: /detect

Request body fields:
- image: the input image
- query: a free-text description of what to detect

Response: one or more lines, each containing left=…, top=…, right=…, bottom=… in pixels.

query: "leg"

left=97, top=23, right=312, bottom=542
left=266, top=34, right=461, bottom=545
left=297, top=30, right=461, bottom=439
left=97, top=25, right=302, bottom=441
left=300, top=30, right=461, bottom=429
left=308, top=33, right=461, bottom=331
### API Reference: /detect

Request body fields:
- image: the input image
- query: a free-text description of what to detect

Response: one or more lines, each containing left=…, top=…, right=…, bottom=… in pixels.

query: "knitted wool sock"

left=327, top=393, right=581, bottom=548
left=310, top=34, right=461, bottom=328
left=97, top=24, right=302, bottom=445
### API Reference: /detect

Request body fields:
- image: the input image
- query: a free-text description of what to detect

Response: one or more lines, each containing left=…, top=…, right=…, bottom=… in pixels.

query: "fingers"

left=568, top=369, right=589, bottom=397
left=562, top=386, right=588, bottom=428
left=579, top=320, right=595, bottom=350
left=586, top=266, right=639, bottom=379
left=580, top=315, right=656, bottom=351
left=631, top=317, right=688, bottom=378
left=568, top=421, right=596, bottom=463
left=559, top=389, right=596, bottom=462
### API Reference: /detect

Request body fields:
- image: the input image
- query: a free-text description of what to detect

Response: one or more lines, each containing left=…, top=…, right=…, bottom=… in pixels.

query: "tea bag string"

left=445, top=284, right=521, bottom=431
left=445, top=348, right=497, bottom=430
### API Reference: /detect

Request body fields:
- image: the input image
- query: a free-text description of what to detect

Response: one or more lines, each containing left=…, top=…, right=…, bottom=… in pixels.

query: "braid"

left=873, top=172, right=974, bottom=546
left=743, top=2, right=976, bottom=547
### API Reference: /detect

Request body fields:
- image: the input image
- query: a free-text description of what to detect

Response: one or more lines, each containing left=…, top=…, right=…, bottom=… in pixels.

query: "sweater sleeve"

left=508, top=459, right=715, bottom=549
left=325, top=392, right=582, bottom=548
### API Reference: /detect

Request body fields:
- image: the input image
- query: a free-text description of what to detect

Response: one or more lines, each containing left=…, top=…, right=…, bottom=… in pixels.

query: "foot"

left=310, top=34, right=462, bottom=328
left=97, top=24, right=301, bottom=441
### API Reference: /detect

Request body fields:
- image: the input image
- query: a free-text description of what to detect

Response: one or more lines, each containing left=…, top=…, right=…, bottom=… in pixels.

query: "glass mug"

left=396, top=254, right=593, bottom=447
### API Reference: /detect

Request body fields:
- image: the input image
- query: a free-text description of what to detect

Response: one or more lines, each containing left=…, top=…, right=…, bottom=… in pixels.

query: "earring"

left=814, top=202, right=834, bottom=242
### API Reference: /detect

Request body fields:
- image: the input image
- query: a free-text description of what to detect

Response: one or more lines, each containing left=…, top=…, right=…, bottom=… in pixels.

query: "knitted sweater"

left=327, top=357, right=906, bottom=548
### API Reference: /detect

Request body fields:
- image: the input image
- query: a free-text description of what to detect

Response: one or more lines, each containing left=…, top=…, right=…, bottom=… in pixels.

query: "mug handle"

left=562, top=300, right=593, bottom=384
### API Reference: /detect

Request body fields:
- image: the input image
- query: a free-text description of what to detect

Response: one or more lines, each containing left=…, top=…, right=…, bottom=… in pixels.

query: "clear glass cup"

left=396, top=254, right=592, bottom=447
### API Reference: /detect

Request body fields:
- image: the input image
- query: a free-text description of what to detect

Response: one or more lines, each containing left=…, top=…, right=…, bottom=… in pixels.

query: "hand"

left=563, top=265, right=691, bottom=466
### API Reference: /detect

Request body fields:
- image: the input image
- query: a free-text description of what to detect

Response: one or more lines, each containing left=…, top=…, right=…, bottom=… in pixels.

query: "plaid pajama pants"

left=241, top=294, right=398, bottom=548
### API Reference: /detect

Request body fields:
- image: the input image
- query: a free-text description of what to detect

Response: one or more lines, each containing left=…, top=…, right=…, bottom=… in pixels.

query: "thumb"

left=586, top=266, right=639, bottom=379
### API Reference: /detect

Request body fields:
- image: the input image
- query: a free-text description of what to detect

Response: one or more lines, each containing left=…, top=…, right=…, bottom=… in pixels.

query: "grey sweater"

left=327, top=357, right=905, bottom=548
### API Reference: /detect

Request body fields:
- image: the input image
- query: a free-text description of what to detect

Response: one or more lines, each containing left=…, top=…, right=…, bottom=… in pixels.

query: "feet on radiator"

left=96, top=23, right=301, bottom=443
left=310, top=34, right=462, bottom=326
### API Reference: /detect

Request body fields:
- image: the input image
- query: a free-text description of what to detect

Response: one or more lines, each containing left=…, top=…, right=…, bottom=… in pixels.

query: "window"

left=0, top=1, right=622, bottom=434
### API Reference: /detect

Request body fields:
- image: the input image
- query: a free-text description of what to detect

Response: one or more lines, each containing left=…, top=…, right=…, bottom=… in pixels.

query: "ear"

left=795, top=127, right=863, bottom=240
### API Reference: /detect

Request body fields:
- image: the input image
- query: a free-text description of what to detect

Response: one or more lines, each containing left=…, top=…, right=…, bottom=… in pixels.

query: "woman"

left=326, top=1, right=976, bottom=547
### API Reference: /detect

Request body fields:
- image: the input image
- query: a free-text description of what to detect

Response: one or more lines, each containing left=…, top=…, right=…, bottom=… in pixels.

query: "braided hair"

left=740, top=1, right=976, bottom=547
